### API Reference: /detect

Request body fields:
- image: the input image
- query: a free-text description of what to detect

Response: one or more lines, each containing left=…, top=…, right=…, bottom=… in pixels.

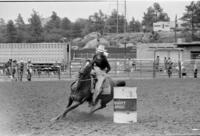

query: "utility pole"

left=117, top=0, right=119, bottom=33
left=124, top=0, right=127, bottom=68
left=124, top=0, right=127, bottom=59
left=175, top=15, right=177, bottom=43
left=191, top=2, right=195, bottom=41
left=124, top=0, right=127, bottom=33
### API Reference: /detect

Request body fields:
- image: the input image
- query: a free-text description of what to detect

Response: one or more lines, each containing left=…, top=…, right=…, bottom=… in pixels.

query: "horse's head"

left=71, top=62, right=93, bottom=97
left=78, top=62, right=93, bottom=80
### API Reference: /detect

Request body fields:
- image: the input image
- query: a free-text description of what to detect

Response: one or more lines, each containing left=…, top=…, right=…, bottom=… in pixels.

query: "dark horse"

left=52, top=62, right=125, bottom=121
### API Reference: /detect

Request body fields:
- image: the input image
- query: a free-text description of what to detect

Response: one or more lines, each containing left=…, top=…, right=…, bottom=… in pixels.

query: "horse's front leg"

left=51, top=102, right=81, bottom=122
left=51, top=98, right=86, bottom=122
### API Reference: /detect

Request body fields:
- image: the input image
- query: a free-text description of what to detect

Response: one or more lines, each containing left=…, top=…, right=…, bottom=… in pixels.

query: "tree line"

left=0, top=2, right=200, bottom=43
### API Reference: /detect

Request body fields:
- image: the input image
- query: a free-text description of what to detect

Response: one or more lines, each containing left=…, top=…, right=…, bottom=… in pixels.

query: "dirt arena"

left=1, top=78, right=200, bottom=136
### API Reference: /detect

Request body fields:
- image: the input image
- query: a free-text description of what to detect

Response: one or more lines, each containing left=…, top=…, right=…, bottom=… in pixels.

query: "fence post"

left=140, top=60, right=142, bottom=78
left=153, top=61, right=156, bottom=78
left=178, top=60, right=181, bottom=78
left=178, top=51, right=182, bottom=78
left=153, top=50, right=156, bottom=78
left=115, top=60, right=117, bottom=74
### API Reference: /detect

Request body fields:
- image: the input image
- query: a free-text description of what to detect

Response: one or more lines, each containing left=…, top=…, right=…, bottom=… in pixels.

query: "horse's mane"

left=70, top=62, right=93, bottom=98
left=78, top=62, right=93, bottom=77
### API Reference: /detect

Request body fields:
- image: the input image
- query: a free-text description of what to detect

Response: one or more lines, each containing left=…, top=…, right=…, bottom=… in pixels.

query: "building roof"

left=175, top=42, right=200, bottom=47
left=149, top=46, right=184, bottom=51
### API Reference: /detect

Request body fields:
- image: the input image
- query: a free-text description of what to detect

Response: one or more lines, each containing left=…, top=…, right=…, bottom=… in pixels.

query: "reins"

left=78, top=78, right=92, bottom=82
left=77, top=77, right=97, bottom=82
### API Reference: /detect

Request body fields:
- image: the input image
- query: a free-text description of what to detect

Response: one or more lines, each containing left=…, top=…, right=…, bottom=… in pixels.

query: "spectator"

left=26, top=60, right=33, bottom=81
left=132, top=58, right=136, bottom=71
left=194, top=62, right=198, bottom=78
left=155, top=56, right=160, bottom=71
left=18, top=59, right=24, bottom=81
left=166, top=57, right=173, bottom=78
left=181, top=62, right=187, bottom=78
left=54, top=61, right=61, bottom=80
left=12, top=60, right=18, bottom=80
left=164, top=57, right=167, bottom=72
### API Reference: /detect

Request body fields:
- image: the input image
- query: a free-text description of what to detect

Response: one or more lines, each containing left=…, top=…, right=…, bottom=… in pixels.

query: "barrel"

left=113, top=87, right=137, bottom=123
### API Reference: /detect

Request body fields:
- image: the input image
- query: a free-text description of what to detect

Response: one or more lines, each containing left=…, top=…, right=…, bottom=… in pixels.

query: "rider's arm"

left=104, top=58, right=111, bottom=73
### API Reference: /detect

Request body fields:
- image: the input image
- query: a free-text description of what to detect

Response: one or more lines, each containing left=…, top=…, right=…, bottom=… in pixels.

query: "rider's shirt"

left=92, top=52, right=111, bottom=73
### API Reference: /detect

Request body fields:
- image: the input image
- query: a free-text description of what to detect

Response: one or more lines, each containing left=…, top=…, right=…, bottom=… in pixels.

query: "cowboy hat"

left=96, top=45, right=107, bottom=53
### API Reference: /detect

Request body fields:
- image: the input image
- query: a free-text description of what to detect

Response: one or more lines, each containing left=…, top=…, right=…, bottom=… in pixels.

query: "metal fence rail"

left=0, top=59, right=199, bottom=81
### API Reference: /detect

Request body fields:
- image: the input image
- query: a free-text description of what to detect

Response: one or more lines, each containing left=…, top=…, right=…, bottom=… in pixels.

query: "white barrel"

left=113, top=87, right=137, bottom=123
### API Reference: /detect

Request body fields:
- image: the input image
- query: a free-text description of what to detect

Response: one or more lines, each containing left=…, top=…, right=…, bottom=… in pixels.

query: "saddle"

left=101, top=78, right=111, bottom=95
left=91, top=76, right=111, bottom=95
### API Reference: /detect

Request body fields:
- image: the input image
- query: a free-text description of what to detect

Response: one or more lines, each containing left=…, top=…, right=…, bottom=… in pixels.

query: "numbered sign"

left=114, top=87, right=137, bottom=123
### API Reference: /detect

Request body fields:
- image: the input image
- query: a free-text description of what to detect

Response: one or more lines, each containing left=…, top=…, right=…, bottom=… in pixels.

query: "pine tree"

left=142, top=6, right=155, bottom=32
left=61, top=17, right=71, bottom=30
left=105, top=9, right=125, bottom=33
left=15, top=14, right=25, bottom=28
left=88, top=10, right=106, bottom=35
left=181, top=1, right=200, bottom=41
left=142, top=2, right=170, bottom=32
left=128, top=17, right=142, bottom=32
left=45, top=11, right=61, bottom=31
left=28, top=10, right=43, bottom=42
left=6, top=20, right=17, bottom=43
left=15, top=14, right=28, bottom=42
left=0, top=18, right=6, bottom=26
left=0, top=18, right=6, bottom=42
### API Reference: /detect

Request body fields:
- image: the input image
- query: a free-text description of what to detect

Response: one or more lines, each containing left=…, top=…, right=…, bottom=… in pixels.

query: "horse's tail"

left=114, top=80, right=126, bottom=87
left=106, top=77, right=126, bottom=87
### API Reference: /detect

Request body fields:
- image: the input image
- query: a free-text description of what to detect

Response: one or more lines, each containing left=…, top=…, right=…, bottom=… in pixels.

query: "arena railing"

left=0, top=59, right=199, bottom=81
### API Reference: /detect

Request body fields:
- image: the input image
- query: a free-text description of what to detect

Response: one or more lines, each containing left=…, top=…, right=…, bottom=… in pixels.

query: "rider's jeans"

left=92, top=66, right=106, bottom=103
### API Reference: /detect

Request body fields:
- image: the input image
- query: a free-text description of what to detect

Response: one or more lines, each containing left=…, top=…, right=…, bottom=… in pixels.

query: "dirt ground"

left=1, top=78, right=200, bottom=136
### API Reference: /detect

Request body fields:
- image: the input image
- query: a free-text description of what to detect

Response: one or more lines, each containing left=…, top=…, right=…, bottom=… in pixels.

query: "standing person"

left=90, top=45, right=111, bottom=106
left=18, top=59, right=24, bottom=81
left=7, top=59, right=12, bottom=78
left=26, top=60, right=33, bottom=81
left=167, top=57, right=173, bottom=78
left=53, top=61, right=61, bottom=80
left=194, top=62, right=198, bottom=78
left=164, top=57, right=167, bottom=72
left=155, top=56, right=160, bottom=71
left=12, top=60, right=18, bottom=81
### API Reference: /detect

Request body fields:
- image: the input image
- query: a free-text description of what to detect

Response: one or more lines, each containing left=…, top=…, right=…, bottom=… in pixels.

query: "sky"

left=0, top=0, right=193, bottom=24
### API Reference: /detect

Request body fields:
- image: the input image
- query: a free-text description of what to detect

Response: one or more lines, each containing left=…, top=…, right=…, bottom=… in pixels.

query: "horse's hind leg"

left=90, top=101, right=106, bottom=114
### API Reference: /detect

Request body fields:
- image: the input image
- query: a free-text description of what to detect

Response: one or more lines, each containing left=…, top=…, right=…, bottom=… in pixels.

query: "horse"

left=52, top=62, right=125, bottom=121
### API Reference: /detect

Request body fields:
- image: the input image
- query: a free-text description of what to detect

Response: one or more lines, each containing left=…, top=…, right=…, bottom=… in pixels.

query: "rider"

left=91, top=44, right=111, bottom=106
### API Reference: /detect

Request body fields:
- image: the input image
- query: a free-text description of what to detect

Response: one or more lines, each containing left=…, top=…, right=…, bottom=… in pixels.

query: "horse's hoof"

left=50, top=118, right=57, bottom=123
left=89, top=107, right=95, bottom=114
left=50, top=116, right=61, bottom=123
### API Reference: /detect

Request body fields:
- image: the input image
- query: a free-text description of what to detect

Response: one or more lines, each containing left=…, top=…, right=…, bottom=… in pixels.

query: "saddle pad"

left=102, top=78, right=111, bottom=95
